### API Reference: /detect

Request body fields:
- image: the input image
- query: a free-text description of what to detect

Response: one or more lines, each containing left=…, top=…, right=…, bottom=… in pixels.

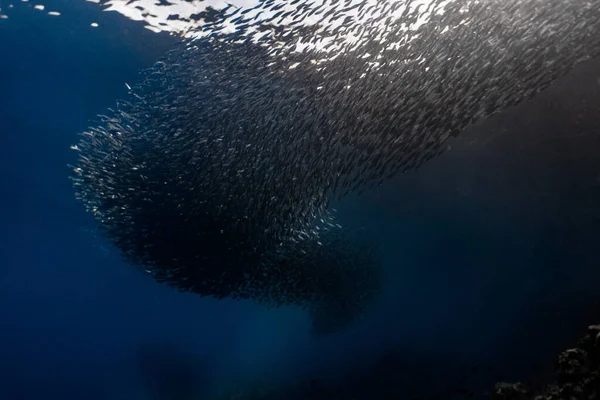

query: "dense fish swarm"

left=260, top=229, right=382, bottom=335
left=72, top=0, right=600, bottom=332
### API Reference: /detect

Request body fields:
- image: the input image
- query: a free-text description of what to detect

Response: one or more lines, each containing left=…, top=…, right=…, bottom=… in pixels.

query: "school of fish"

left=71, top=0, right=600, bottom=333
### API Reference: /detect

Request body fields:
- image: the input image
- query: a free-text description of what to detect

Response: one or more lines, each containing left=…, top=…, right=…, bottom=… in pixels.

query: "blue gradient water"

left=1, top=1, right=600, bottom=399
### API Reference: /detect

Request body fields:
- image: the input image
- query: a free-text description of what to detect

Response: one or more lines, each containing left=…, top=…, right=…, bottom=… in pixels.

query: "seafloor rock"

left=214, top=324, right=600, bottom=400
left=492, top=324, right=600, bottom=400
left=492, top=383, right=531, bottom=400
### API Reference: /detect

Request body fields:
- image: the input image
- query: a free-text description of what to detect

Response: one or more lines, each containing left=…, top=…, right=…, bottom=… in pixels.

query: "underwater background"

left=1, top=0, right=600, bottom=399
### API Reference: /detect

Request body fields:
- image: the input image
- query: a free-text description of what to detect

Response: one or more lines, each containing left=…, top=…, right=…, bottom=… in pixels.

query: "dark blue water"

left=1, top=1, right=600, bottom=399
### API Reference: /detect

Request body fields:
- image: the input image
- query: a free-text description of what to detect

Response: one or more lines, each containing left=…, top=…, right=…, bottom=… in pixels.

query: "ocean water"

left=1, top=1, right=600, bottom=399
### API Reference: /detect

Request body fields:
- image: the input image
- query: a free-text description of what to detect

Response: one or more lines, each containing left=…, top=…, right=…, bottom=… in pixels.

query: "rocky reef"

left=493, top=324, right=600, bottom=400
